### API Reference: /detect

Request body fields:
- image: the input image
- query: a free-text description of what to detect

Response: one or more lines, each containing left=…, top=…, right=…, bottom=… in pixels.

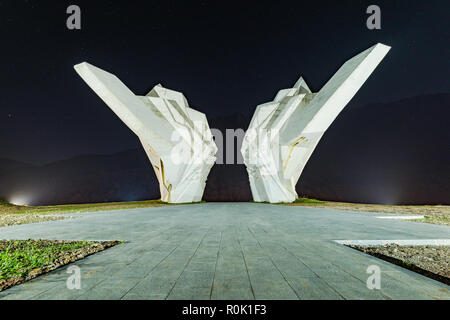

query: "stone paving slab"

left=0, top=203, right=449, bottom=300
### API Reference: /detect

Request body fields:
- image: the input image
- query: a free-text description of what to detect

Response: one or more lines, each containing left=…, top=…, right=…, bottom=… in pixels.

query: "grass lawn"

left=0, top=239, right=120, bottom=291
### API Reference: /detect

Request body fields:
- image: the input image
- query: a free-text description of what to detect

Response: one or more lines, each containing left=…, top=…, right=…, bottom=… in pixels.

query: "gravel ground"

left=0, top=199, right=171, bottom=227
left=0, top=214, right=67, bottom=227
left=286, top=202, right=450, bottom=226
left=349, top=244, right=450, bottom=285
left=0, top=240, right=121, bottom=291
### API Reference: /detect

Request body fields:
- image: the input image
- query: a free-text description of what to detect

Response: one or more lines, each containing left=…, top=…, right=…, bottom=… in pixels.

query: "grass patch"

left=0, top=239, right=121, bottom=291
left=419, top=216, right=450, bottom=223
left=0, top=240, right=90, bottom=280
left=293, top=197, right=324, bottom=204
left=250, top=198, right=324, bottom=205
left=157, top=200, right=206, bottom=205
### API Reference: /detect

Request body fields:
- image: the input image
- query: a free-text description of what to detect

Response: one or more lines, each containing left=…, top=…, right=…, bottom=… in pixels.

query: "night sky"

left=1, top=0, right=449, bottom=165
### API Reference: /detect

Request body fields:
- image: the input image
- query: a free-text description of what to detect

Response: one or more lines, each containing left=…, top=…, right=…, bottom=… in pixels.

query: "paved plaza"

left=0, top=203, right=449, bottom=300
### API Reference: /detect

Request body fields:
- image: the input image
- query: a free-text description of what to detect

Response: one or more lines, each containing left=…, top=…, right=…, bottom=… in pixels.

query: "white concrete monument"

left=74, top=62, right=217, bottom=203
left=241, top=43, right=390, bottom=203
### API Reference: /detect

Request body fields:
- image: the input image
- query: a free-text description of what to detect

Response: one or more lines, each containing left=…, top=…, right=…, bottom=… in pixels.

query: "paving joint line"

left=118, top=230, right=197, bottom=299
left=164, top=228, right=212, bottom=300
left=278, top=242, right=347, bottom=300
left=210, top=230, right=223, bottom=300
left=236, top=236, right=256, bottom=300
left=247, top=226, right=301, bottom=300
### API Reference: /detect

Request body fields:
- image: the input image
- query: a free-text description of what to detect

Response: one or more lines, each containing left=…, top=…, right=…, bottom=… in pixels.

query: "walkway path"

left=0, top=203, right=449, bottom=299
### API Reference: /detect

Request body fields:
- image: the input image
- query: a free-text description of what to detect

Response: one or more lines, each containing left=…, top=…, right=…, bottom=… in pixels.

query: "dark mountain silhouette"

left=297, top=93, right=450, bottom=204
left=0, top=149, right=159, bottom=205
left=1, top=93, right=449, bottom=205
left=0, top=159, right=34, bottom=172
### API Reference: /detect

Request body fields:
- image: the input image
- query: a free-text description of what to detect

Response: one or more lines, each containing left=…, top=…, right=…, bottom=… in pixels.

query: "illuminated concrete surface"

left=242, top=43, right=390, bottom=203
left=74, top=62, right=217, bottom=203
left=0, top=203, right=449, bottom=300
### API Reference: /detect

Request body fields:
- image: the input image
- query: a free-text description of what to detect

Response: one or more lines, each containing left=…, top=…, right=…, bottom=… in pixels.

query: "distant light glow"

left=9, top=196, right=30, bottom=206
